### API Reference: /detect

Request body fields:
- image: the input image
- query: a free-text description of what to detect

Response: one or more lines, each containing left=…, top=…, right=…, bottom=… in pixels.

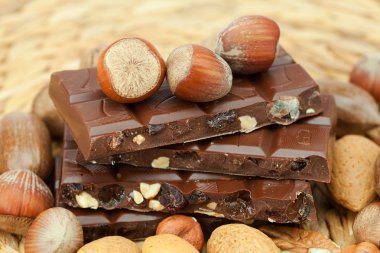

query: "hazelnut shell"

left=166, top=44, right=232, bottom=102
left=215, top=15, right=280, bottom=74
left=97, top=37, right=165, bottom=103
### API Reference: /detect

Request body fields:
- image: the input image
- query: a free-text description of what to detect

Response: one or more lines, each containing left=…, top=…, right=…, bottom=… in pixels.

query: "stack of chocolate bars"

left=50, top=49, right=336, bottom=242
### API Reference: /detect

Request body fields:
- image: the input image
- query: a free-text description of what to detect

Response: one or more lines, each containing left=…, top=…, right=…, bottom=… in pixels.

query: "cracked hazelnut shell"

left=215, top=15, right=280, bottom=74
left=97, top=37, right=165, bottom=103
left=166, top=44, right=232, bottom=102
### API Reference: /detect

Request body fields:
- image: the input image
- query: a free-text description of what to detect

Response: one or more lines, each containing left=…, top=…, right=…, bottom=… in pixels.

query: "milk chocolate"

left=60, top=135, right=316, bottom=223
left=80, top=96, right=335, bottom=182
left=54, top=158, right=229, bottom=242
left=50, top=50, right=321, bottom=160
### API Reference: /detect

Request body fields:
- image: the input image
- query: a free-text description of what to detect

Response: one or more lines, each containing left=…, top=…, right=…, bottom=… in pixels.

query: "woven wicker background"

left=0, top=0, right=379, bottom=115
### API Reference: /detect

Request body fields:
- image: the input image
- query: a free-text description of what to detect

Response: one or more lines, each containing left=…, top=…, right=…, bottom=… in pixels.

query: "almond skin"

left=166, top=44, right=232, bottom=102
left=215, top=15, right=280, bottom=74
left=97, top=37, right=165, bottom=103
left=352, top=202, right=380, bottom=247
left=328, top=135, right=379, bottom=212
left=208, top=224, right=280, bottom=253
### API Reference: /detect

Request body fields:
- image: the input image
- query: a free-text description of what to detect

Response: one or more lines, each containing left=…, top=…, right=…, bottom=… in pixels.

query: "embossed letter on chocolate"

left=50, top=51, right=321, bottom=160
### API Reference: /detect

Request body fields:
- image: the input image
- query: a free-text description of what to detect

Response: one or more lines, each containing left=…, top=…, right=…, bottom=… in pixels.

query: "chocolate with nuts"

left=55, top=158, right=233, bottom=242
left=49, top=49, right=322, bottom=160
left=60, top=133, right=316, bottom=223
left=78, top=96, right=336, bottom=182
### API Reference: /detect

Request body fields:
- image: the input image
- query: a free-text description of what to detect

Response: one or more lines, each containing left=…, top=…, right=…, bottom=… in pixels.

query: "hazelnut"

left=132, top=190, right=144, bottom=205
left=151, top=157, right=170, bottom=169
left=0, top=112, right=52, bottom=179
left=156, top=215, right=204, bottom=251
left=350, top=54, right=380, bottom=103
left=194, top=208, right=224, bottom=218
left=133, top=134, right=145, bottom=145
left=78, top=236, right=140, bottom=253
left=148, top=200, right=165, bottom=211
left=352, top=202, right=380, bottom=247
left=268, top=96, right=300, bottom=125
left=215, top=15, right=280, bottom=74
left=166, top=44, right=232, bottom=102
left=25, top=207, right=84, bottom=253
left=143, top=234, right=198, bottom=253
left=75, top=191, right=99, bottom=209
left=0, top=170, right=53, bottom=235
left=140, top=183, right=161, bottom=199
left=238, top=115, right=257, bottom=133
left=32, top=85, right=64, bottom=138
left=97, top=37, right=165, bottom=103
left=206, top=202, right=217, bottom=210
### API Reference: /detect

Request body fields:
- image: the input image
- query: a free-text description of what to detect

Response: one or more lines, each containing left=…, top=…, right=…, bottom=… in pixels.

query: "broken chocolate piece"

left=50, top=50, right=321, bottom=160
left=80, top=96, right=335, bottom=182
left=60, top=133, right=317, bottom=223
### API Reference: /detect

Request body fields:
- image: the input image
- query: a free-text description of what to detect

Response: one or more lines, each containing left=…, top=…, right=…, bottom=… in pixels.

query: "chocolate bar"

left=54, top=158, right=229, bottom=242
left=50, top=50, right=322, bottom=160
left=81, top=96, right=335, bottom=182
left=60, top=135, right=316, bottom=223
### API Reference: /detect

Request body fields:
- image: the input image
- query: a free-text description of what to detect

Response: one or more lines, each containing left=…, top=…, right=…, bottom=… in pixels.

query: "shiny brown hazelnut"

left=350, top=54, right=380, bottom=103
left=156, top=215, right=204, bottom=251
left=0, top=170, right=54, bottom=236
left=215, top=15, right=280, bottom=74
left=166, top=44, right=232, bottom=102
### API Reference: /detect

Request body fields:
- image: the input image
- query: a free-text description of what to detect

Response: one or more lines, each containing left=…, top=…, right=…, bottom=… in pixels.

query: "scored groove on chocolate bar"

left=50, top=50, right=322, bottom=160
left=60, top=133, right=317, bottom=223
left=79, top=96, right=336, bottom=182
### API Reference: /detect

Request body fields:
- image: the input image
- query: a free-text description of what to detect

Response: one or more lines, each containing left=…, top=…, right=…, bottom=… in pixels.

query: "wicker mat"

left=0, top=0, right=379, bottom=114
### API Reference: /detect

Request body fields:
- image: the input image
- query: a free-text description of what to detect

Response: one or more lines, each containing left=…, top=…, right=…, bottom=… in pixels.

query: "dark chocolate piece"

left=81, top=96, right=336, bottom=182
left=54, top=158, right=229, bottom=242
left=60, top=135, right=317, bottom=223
left=50, top=50, right=322, bottom=160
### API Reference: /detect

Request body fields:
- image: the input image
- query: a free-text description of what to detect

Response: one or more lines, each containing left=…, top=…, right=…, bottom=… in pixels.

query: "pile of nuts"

left=97, top=15, right=279, bottom=104
left=1, top=14, right=380, bottom=253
